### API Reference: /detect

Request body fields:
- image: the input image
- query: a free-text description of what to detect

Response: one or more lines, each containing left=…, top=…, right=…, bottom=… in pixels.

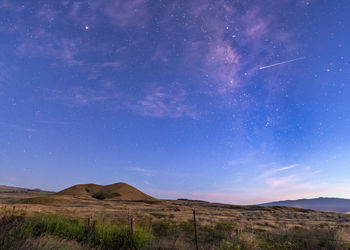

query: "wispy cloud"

left=52, top=0, right=150, bottom=28
left=24, top=128, right=39, bottom=133
left=252, top=163, right=330, bottom=202
left=0, top=0, right=22, bottom=11
left=277, top=164, right=298, bottom=171
left=35, top=120, right=73, bottom=126
left=51, top=86, right=121, bottom=107
left=266, top=174, right=300, bottom=188
left=105, top=0, right=149, bottom=27
left=127, top=167, right=148, bottom=173
left=0, top=121, right=38, bottom=133
left=16, top=28, right=83, bottom=65
left=101, top=61, right=121, bottom=69
left=126, top=167, right=155, bottom=177
left=260, top=164, right=299, bottom=178
left=36, top=4, right=58, bottom=22
left=151, top=45, right=169, bottom=63
left=125, top=85, right=197, bottom=119
left=51, top=83, right=196, bottom=119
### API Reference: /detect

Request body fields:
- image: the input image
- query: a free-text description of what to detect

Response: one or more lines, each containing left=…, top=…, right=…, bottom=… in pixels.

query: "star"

left=85, top=26, right=89, bottom=30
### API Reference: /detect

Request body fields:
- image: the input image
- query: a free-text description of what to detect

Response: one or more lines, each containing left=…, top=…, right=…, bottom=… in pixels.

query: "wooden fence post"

left=87, top=215, right=94, bottom=231
left=130, top=216, right=135, bottom=236
left=193, top=210, right=199, bottom=250
left=128, top=209, right=130, bottom=224
left=130, top=216, right=135, bottom=249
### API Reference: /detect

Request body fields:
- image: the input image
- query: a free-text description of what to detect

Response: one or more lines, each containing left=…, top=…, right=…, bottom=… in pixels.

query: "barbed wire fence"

left=2, top=205, right=350, bottom=248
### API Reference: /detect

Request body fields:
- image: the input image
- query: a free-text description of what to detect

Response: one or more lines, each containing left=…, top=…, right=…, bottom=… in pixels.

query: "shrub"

left=197, top=222, right=236, bottom=244
left=152, top=220, right=176, bottom=237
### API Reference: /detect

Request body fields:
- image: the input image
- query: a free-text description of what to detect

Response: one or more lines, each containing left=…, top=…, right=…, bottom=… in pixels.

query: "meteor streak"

left=259, top=57, right=306, bottom=70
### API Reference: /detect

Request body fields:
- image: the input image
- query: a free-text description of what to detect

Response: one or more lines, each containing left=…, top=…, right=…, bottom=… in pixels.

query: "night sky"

left=1, top=0, right=350, bottom=204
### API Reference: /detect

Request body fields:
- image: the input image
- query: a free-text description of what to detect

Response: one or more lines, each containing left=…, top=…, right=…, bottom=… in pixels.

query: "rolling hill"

left=0, top=185, right=42, bottom=193
left=0, top=185, right=53, bottom=203
left=56, top=182, right=157, bottom=201
left=259, top=197, right=350, bottom=212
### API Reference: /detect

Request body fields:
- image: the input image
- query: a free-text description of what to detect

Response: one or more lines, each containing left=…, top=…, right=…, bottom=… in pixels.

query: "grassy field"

left=1, top=192, right=350, bottom=249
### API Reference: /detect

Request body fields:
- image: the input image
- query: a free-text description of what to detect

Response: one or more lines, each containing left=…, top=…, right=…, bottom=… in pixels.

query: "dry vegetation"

left=1, top=188, right=350, bottom=249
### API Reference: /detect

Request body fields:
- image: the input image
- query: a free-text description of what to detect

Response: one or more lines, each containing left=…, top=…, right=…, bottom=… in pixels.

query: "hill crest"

left=56, top=182, right=157, bottom=201
left=0, top=185, right=47, bottom=193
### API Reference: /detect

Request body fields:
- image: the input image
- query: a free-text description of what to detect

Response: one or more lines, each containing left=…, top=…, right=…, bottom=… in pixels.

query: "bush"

left=152, top=220, right=177, bottom=237
left=11, top=214, right=86, bottom=241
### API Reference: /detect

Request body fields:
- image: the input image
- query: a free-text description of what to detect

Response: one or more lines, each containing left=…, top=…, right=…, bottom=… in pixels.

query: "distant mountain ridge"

left=259, top=197, right=350, bottom=212
left=0, top=185, right=45, bottom=193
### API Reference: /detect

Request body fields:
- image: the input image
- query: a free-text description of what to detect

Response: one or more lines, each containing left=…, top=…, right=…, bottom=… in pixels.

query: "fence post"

left=131, top=216, right=135, bottom=236
left=193, top=210, right=199, bottom=250
left=130, top=216, right=135, bottom=249
left=128, top=209, right=130, bottom=224
left=87, top=215, right=94, bottom=231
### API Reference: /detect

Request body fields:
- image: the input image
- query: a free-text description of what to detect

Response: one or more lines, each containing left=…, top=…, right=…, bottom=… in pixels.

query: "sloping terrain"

left=0, top=185, right=53, bottom=203
left=0, top=185, right=42, bottom=193
left=259, top=197, right=350, bottom=212
left=56, top=182, right=157, bottom=201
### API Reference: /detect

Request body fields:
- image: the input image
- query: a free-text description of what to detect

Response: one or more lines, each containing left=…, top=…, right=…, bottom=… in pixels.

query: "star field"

left=0, top=0, right=350, bottom=204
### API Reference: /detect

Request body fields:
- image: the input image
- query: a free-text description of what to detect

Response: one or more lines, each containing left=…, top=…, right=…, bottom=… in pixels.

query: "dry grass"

left=2, top=192, right=350, bottom=232
left=17, top=236, right=86, bottom=250
left=2, top=191, right=350, bottom=249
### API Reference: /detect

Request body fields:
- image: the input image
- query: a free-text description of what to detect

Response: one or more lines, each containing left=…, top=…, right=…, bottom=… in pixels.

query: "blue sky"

left=1, top=0, right=350, bottom=204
